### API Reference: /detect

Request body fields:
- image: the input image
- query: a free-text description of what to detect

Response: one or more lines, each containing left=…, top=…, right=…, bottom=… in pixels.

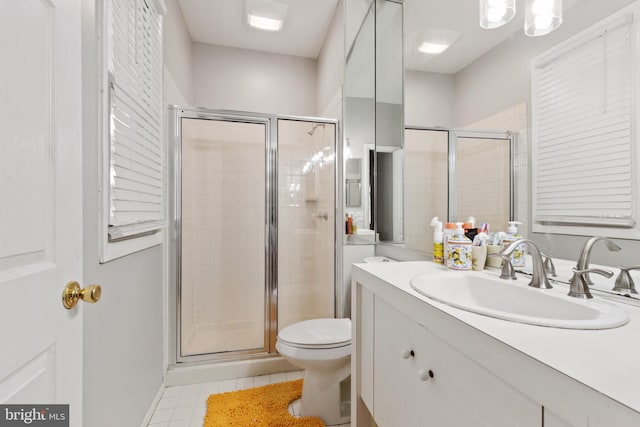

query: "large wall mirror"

left=345, top=0, right=640, bottom=278
left=344, top=0, right=403, bottom=244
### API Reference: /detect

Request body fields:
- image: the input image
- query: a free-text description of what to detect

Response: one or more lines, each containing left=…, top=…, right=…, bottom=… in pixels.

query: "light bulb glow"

left=532, top=0, right=554, bottom=14
left=534, top=14, right=553, bottom=30
left=525, top=0, right=562, bottom=36
left=248, top=14, right=282, bottom=31
left=487, top=5, right=507, bottom=22
left=479, top=0, right=515, bottom=29
left=418, top=42, right=450, bottom=55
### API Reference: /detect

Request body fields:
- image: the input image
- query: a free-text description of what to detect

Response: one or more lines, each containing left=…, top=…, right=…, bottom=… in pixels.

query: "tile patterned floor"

left=146, top=371, right=350, bottom=427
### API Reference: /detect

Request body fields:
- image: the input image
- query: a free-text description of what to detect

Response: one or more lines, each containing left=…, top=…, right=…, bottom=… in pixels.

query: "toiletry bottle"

left=446, top=222, right=472, bottom=271
left=502, top=221, right=526, bottom=268
left=443, top=222, right=457, bottom=264
left=345, top=214, right=349, bottom=234
left=347, top=215, right=353, bottom=235
left=430, top=217, right=444, bottom=264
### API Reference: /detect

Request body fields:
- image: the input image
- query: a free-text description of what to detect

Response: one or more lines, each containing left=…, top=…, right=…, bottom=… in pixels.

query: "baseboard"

left=165, top=355, right=297, bottom=386
left=139, top=383, right=166, bottom=427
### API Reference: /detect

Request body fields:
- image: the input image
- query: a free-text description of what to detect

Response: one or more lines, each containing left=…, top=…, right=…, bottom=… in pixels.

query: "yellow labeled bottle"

left=431, top=217, right=444, bottom=264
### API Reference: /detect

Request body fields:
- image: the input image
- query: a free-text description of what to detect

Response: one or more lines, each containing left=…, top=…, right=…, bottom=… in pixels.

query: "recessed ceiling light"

left=417, top=29, right=461, bottom=56
left=248, top=14, right=283, bottom=31
left=245, top=0, right=288, bottom=32
left=418, top=42, right=451, bottom=55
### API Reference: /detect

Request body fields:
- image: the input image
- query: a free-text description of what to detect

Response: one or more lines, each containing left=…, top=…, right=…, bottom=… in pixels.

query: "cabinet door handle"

left=418, top=369, right=434, bottom=381
left=401, top=349, right=415, bottom=359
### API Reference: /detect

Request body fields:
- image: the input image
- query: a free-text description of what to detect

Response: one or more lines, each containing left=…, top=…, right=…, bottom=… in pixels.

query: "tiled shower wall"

left=179, top=118, right=336, bottom=358
left=181, top=119, right=266, bottom=356
left=403, top=103, right=528, bottom=254
left=278, top=120, right=335, bottom=331
left=467, top=102, right=529, bottom=237
left=404, top=129, right=448, bottom=253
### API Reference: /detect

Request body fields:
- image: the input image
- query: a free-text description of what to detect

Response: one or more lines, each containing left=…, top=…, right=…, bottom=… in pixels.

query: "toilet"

left=276, top=318, right=351, bottom=425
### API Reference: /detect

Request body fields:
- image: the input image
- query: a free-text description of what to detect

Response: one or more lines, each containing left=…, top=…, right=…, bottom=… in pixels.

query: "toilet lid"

left=278, top=318, right=351, bottom=349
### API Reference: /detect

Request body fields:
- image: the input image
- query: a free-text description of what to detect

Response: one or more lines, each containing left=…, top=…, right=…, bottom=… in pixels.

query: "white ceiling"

left=178, top=0, right=340, bottom=58
left=404, top=0, right=525, bottom=74
left=178, top=0, right=580, bottom=73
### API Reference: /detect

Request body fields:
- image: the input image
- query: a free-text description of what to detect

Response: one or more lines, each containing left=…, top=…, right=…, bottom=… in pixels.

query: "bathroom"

left=2, top=0, right=640, bottom=426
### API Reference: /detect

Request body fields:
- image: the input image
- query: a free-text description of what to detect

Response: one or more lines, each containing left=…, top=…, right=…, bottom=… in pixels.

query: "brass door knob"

left=62, top=281, right=102, bottom=309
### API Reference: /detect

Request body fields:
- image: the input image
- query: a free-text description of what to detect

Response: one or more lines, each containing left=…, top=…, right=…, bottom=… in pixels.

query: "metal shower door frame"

left=168, top=106, right=339, bottom=365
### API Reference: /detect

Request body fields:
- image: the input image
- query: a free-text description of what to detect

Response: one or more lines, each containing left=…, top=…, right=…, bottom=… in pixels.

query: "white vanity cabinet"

left=352, top=262, right=640, bottom=427
left=372, top=297, right=540, bottom=427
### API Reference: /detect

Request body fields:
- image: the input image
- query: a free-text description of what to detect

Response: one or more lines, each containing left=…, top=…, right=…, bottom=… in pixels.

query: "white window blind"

left=532, top=14, right=635, bottom=229
left=106, top=0, right=165, bottom=241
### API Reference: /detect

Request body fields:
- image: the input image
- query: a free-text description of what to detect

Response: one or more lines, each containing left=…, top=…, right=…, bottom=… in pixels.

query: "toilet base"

left=300, top=364, right=351, bottom=426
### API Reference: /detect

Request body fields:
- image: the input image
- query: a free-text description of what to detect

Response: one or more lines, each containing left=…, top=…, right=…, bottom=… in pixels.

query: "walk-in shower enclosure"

left=168, top=107, right=339, bottom=364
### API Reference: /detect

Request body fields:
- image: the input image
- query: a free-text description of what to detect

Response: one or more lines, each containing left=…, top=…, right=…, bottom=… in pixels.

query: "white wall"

left=192, top=43, right=317, bottom=116
left=316, top=0, right=344, bottom=116
left=163, top=0, right=193, bottom=104
left=453, top=0, right=640, bottom=265
left=404, top=70, right=454, bottom=128
left=81, top=1, right=164, bottom=426
left=453, top=0, right=636, bottom=127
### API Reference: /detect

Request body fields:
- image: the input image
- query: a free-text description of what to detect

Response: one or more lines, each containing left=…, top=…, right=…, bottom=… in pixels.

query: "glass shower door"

left=179, top=116, right=268, bottom=358
left=276, top=119, right=336, bottom=333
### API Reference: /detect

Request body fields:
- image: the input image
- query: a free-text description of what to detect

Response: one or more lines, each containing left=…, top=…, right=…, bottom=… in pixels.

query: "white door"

left=0, top=1, right=87, bottom=426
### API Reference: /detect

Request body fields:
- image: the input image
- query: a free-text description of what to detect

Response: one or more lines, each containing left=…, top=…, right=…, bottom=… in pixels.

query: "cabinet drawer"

left=374, top=298, right=540, bottom=427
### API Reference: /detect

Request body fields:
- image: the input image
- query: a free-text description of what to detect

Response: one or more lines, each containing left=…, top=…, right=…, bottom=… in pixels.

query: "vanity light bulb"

left=487, top=5, right=507, bottom=22
left=534, top=14, right=553, bottom=30
left=479, top=0, right=515, bottom=29
left=525, top=0, right=562, bottom=36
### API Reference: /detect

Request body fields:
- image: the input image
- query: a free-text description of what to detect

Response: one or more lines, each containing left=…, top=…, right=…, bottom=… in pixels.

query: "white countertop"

left=352, top=260, right=640, bottom=416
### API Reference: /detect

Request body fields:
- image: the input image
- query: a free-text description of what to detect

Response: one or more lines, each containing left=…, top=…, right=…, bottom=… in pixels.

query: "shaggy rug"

left=204, top=379, right=326, bottom=427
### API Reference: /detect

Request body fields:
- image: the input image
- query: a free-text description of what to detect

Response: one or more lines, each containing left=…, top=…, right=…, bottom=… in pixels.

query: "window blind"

left=532, top=15, right=635, bottom=228
left=107, top=0, right=165, bottom=240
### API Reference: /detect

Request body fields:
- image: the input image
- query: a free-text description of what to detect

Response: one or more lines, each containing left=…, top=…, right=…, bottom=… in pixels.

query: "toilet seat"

left=278, top=318, right=351, bottom=349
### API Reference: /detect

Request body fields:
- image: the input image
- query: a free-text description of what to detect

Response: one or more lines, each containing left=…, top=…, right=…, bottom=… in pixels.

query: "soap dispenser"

left=446, top=222, right=472, bottom=271
left=502, top=221, right=526, bottom=268
left=430, top=217, right=444, bottom=264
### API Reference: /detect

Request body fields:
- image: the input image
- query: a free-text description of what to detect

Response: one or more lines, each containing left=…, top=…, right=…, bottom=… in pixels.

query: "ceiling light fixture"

left=417, top=29, right=461, bottom=56
left=248, top=14, right=282, bottom=31
left=525, top=0, right=563, bottom=36
left=419, top=42, right=451, bottom=55
left=479, top=0, right=516, bottom=29
left=245, top=0, right=288, bottom=32
left=479, top=0, right=562, bottom=36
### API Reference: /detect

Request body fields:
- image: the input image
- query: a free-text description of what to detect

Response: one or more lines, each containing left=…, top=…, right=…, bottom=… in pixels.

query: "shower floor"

left=181, top=320, right=265, bottom=357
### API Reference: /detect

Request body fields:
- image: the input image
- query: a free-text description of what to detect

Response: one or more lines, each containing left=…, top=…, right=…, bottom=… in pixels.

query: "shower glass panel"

left=277, top=119, right=336, bottom=331
left=402, top=128, right=513, bottom=253
left=404, top=128, right=448, bottom=252
left=180, top=117, right=267, bottom=357
left=455, top=137, right=511, bottom=230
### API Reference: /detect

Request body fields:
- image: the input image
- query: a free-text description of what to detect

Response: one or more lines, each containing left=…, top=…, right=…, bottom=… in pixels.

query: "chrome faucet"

left=540, top=251, right=557, bottom=277
left=569, top=268, right=614, bottom=299
left=572, top=237, right=621, bottom=287
left=488, top=252, right=517, bottom=280
left=613, top=265, right=640, bottom=295
left=499, top=239, right=553, bottom=289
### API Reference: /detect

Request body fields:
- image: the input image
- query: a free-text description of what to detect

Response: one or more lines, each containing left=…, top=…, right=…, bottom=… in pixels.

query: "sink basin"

left=410, top=271, right=628, bottom=329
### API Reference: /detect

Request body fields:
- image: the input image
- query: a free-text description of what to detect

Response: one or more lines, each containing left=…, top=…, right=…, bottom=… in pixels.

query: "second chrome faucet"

left=499, top=239, right=553, bottom=290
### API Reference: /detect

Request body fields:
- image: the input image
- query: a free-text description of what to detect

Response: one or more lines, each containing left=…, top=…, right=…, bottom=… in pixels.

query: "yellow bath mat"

left=204, top=379, right=326, bottom=427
